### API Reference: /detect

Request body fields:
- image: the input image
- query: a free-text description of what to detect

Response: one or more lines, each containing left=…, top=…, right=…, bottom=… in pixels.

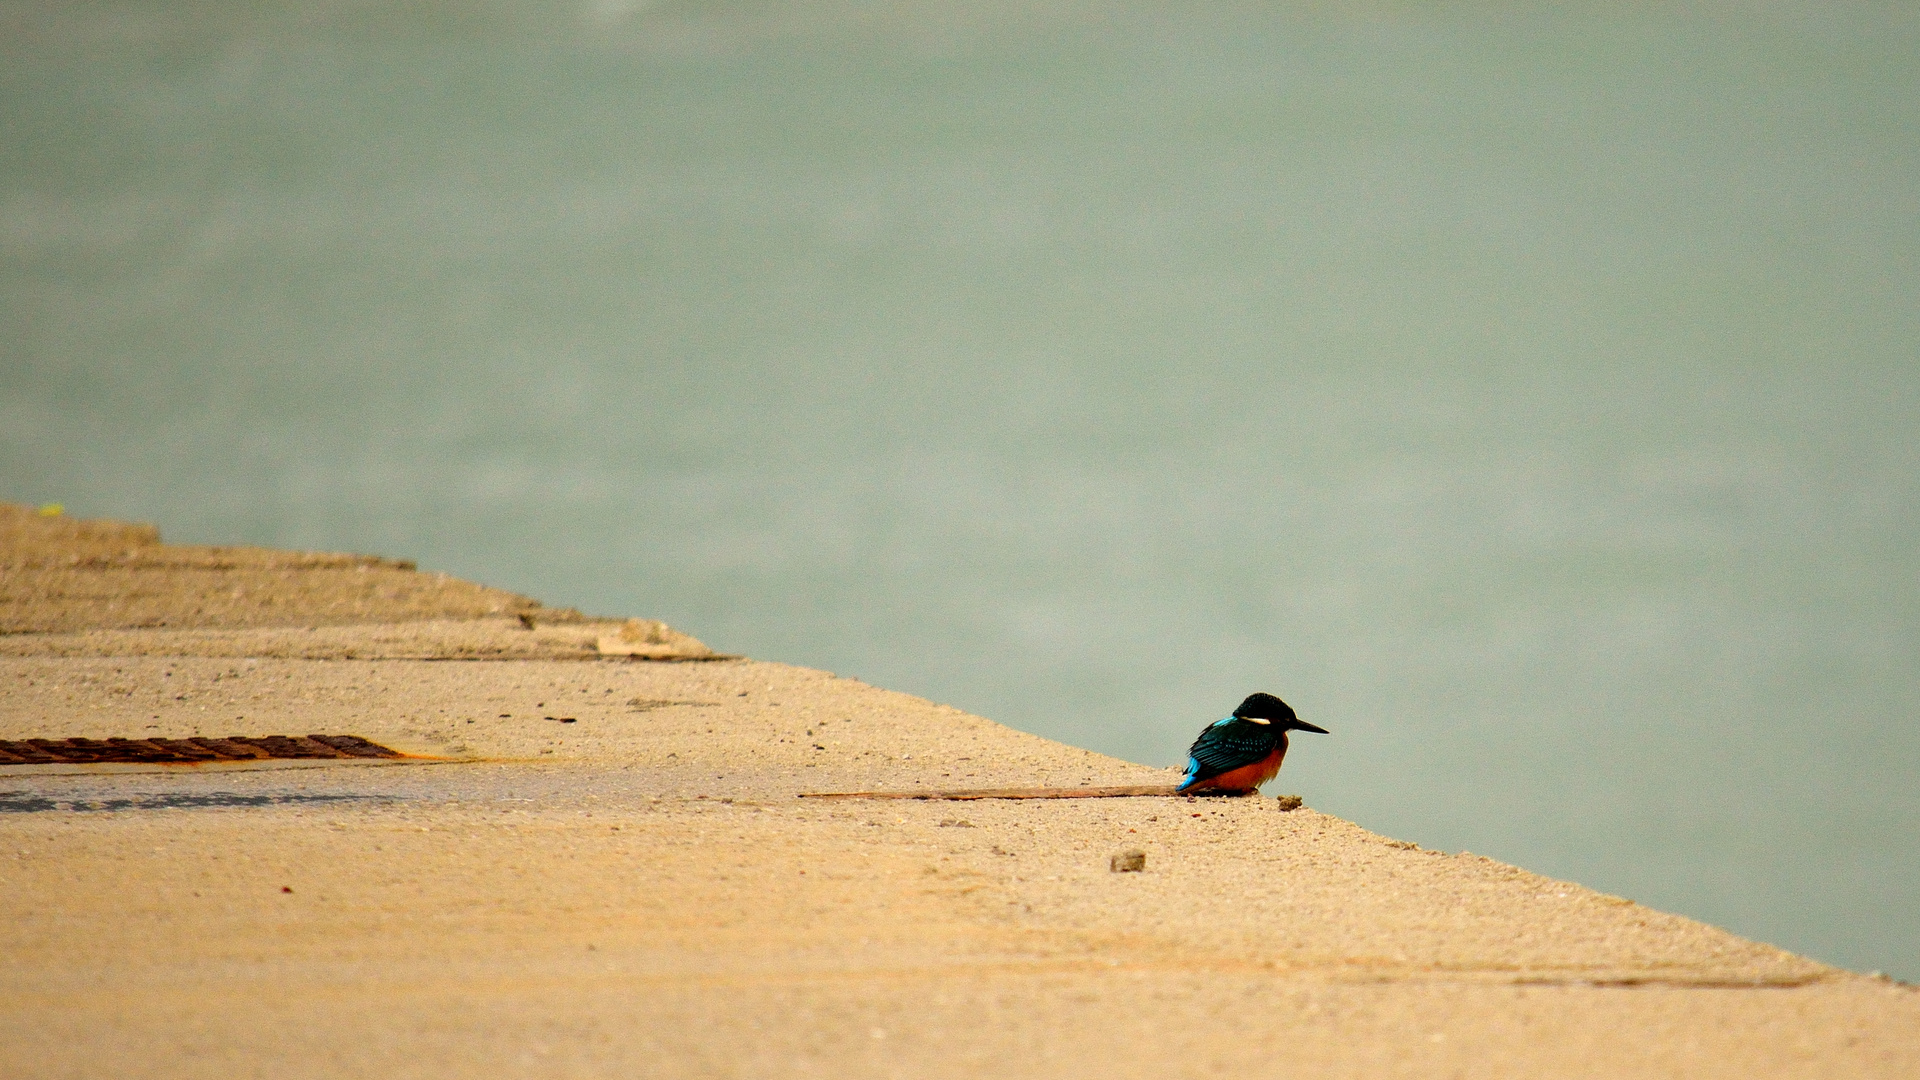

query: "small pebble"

left=1273, top=794, right=1303, bottom=811
left=1110, top=850, right=1146, bottom=873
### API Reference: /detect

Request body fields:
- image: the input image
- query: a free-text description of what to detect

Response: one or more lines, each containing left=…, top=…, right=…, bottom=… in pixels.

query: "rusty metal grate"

left=0, top=734, right=403, bottom=765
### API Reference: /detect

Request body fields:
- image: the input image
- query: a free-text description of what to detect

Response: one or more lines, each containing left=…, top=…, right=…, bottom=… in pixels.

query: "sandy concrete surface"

left=2, top=508, right=1916, bottom=1078
left=1, top=502, right=567, bottom=633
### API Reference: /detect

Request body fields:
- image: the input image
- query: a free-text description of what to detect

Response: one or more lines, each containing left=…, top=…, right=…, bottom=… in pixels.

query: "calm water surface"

left=3, top=2, right=1916, bottom=979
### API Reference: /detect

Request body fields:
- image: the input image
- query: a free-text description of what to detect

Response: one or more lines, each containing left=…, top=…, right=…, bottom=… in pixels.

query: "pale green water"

left=3, top=3, right=1917, bottom=979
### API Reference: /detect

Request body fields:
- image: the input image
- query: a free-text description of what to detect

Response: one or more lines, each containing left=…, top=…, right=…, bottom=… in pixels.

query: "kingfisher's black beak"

left=1289, top=719, right=1329, bottom=734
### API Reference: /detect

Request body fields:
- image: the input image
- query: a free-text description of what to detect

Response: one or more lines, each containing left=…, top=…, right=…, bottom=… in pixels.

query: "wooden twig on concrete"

left=798, top=784, right=1194, bottom=801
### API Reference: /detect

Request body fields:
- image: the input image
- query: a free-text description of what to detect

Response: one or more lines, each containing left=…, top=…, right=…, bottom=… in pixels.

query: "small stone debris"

left=1273, top=794, right=1304, bottom=811
left=1110, top=850, right=1147, bottom=873
left=937, top=819, right=976, bottom=828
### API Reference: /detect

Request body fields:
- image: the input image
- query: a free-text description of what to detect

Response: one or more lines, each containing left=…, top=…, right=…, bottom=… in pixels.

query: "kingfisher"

left=1176, top=692, right=1327, bottom=795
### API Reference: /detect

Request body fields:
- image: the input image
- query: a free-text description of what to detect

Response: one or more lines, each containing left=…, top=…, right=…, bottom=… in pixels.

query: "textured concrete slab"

left=1, top=512, right=1915, bottom=1077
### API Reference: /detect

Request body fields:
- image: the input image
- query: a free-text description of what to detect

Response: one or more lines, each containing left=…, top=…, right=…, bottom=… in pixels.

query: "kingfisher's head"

left=1232, top=692, right=1328, bottom=734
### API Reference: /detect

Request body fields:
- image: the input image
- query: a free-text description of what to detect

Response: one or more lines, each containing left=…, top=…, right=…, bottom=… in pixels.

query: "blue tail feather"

left=1176, top=756, right=1202, bottom=791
